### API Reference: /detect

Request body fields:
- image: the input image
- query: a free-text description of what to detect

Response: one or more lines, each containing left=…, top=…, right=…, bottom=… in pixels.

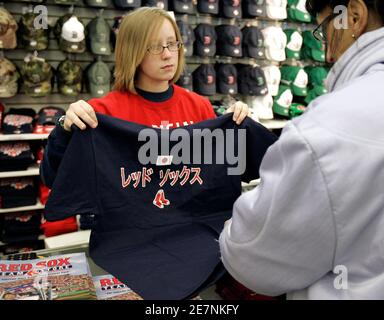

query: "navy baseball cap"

left=216, top=25, right=242, bottom=58
left=220, top=0, right=242, bottom=18
left=193, top=64, right=216, bottom=96
left=197, top=0, right=219, bottom=15
left=113, top=0, right=141, bottom=8
left=176, top=70, right=193, bottom=91
left=243, top=0, right=266, bottom=17
left=216, top=64, right=238, bottom=95
left=171, top=0, right=194, bottom=14
left=242, top=26, right=265, bottom=59
left=238, top=64, right=268, bottom=96
left=177, top=20, right=195, bottom=57
left=143, top=0, right=168, bottom=9
left=194, top=24, right=217, bottom=57
left=36, top=106, right=65, bottom=125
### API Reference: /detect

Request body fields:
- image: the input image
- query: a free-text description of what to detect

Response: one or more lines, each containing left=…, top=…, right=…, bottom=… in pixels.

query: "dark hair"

left=306, top=0, right=384, bottom=22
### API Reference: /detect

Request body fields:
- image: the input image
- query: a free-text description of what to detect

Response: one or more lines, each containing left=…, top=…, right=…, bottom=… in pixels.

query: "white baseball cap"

left=262, top=26, right=287, bottom=62
left=61, top=16, right=85, bottom=43
left=262, top=65, right=281, bottom=96
left=266, top=0, right=288, bottom=20
left=245, top=93, right=274, bottom=120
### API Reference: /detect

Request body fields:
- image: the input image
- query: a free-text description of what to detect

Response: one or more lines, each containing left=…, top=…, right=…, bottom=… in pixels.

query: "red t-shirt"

left=88, top=85, right=216, bottom=129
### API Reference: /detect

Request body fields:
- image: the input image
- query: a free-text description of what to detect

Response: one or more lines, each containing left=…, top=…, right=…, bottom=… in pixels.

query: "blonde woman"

left=41, top=7, right=249, bottom=187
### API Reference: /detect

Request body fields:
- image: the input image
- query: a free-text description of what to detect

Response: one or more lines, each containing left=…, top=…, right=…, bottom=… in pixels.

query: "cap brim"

left=266, top=48, right=286, bottom=62
left=60, top=38, right=86, bottom=53
left=59, top=83, right=81, bottom=96
left=223, top=6, right=242, bottom=18
left=195, top=44, right=216, bottom=57
left=266, top=6, right=287, bottom=20
left=217, top=82, right=237, bottom=95
left=89, top=83, right=110, bottom=97
left=24, top=81, right=52, bottom=97
left=292, top=84, right=308, bottom=96
left=311, top=49, right=325, bottom=62
left=286, top=48, right=300, bottom=59
left=247, top=5, right=266, bottom=17
left=194, top=83, right=216, bottom=96
left=246, top=47, right=265, bottom=59
left=219, top=45, right=242, bottom=57
left=294, top=10, right=312, bottom=23
left=91, top=41, right=112, bottom=55
left=197, top=3, right=219, bottom=14
left=273, top=101, right=290, bottom=117
left=174, top=1, right=194, bottom=13
left=0, top=82, right=18, bottom=98
left=86, top=0, right=108, bottom=7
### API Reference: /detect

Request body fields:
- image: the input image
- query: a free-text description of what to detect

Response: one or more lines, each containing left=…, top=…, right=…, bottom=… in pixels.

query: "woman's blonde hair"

left=113, top=7, right=185, bottom=93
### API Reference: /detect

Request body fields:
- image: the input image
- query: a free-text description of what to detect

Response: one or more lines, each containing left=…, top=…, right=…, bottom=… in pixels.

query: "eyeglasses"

left=313, top=13, right=339, bottom=43
left=147, top=41, right=183, bottom=55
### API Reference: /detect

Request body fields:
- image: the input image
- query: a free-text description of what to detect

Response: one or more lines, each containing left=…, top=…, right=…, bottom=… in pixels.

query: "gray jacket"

left=219, top=27, right=384, bottom=299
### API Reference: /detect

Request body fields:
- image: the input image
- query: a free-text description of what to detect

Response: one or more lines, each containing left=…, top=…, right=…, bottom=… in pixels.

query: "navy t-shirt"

left=44, top=113, right=277, bottom=299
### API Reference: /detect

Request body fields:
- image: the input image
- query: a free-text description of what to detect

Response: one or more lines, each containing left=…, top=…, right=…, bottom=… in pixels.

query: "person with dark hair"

left=219, top=0, right=384, bottom=299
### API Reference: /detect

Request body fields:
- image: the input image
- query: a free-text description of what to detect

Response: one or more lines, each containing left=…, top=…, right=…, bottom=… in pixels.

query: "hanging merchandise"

left=0, top=58, right=19, bottom=98
left=215, top=25, right=243, bottom=58
left=0, top=7, right=18, bottom=50
left=273, top=84, right=293, bottom=117
left=87, top=16, right=112, bottom=56
left=192, top=64, right=216, bottom=96
left=216, top=64, right=238, bottom=95
left=242, top=25, right=265, bottom=59
left=20, top=53, right=53, bottom=97
left=54, top=14, right=86, bottom=54
left=18, top=11, right=49, bottom=51
left=57, top=59, right=83, bottom=96
left=86, top=60, right=111, bottom=98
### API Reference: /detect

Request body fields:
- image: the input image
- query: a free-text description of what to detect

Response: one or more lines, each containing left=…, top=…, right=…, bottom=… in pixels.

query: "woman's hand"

left=226, top=101, right=251, bottom=125
left=63, top=100, right=98, bottom=132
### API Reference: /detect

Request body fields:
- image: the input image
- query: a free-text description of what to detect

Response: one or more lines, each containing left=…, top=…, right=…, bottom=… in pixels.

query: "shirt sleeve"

left=219, top=122, right=336, bottom=296
left=43, top=127, right=99, bottom=221
left=39, top=124, right=73, bottom=188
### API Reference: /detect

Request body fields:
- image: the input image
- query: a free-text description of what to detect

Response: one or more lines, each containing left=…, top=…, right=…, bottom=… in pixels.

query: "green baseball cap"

left=304, top=86, right=328, bottom=104
left=288, top=0, right=312, bottom=23
left=289, top=102, right=306, bottom=118
left=0, top=58, right=19, bottom=98
left=87, top=60, right=111, bottom=97
left=302, top=30, right=325, bottom=62
left=19, top=12, right=49, bottom=51
left=57, top=59, right=83, bottom=96
left=87, top=16, right=112, bottom=56
left=85, top=0, right=108, bottom=7
left=284, top=29, right=302, bottom=60
left=20, top=55, right=53, bottom=97
left=280, top=65, right=308, bottom=97
left=273, top=85, right=293, bottom=117
left=305, top=66, right=329, bottom=86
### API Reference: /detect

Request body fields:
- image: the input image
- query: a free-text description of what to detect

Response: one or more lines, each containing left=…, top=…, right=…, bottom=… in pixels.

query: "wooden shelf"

left=0, top=200, right=45, bottom=214
left=0, top=164, right=40, bottom=179
left=0, top=133, right=49, bottom=141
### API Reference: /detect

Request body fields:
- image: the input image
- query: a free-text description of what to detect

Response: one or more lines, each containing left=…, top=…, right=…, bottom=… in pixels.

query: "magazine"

left=0, top=253, right=96, bottom=300
left=93, top=274, right=142, bottom=300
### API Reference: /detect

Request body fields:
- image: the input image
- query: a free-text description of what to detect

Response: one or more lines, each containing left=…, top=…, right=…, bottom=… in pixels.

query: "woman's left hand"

left=226, top=101, right=251, bottom=125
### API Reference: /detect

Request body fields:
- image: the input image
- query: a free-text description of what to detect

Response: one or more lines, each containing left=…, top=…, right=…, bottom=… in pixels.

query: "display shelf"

left=0, top=133, right=49, bottom=141
left=0, top=200, right=45, bottom=214
left=0, top=164, right=40, bottom=179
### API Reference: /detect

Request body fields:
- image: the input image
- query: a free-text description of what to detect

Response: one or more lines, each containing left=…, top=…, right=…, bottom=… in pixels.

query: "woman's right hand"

left=63, top=100, right=98, bottom=132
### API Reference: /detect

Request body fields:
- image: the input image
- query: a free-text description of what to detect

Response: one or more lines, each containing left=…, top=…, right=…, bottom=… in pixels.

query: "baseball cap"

left=216, top=64, right=238, bottom=95
left=192, top=64, right=216, bottom=96
left=302, top=30, right=325, bottom=62
left=305, top=66, right=329, bottom=88
left=244, top=93, right=274, bottom=120
left=284, top=29, right=302, bottom=60
left=171, top=0, right=194, bottom=14
left=84, top=0, right=108, bottom=7
left=177, top=20, right=195, bottom=57
left=58, top=15, right=86, bottom=53
left=194, top=24, right=217, bottom=57
left=273, top=85, right=292, bottom=117
left=176, top=70, right=193, bottom=91
left=262, top=65, right=281, bottom=96
left=87, top=16, right=112, bottom=56
left=20, top=54, right=53, bottom=97
left=197, top=0, right=219, bottom=15
left=287, top=0, right=311, bottom=23
left=280, top=65, right=308, bottom=96
left=266, top=0, right=288, bottom=20
left=304, top=86, right=327, bottom=104
left=18, top=12, right=49, bottom=51
left=144, top=0, right=168, bottom=9
left=262, top=26, right=287, bottom=62
left=0, top=58, right=19, bottom=98
left=216, top=25, right=242, bottom=58
left=220, top=0, right=242, bottom=19
left=113, top=0, right=141, bottom=8
left=242, top=26, right=265, bottom=59
left=57, top=59, right=83, bottom=96
left=243, top=0, right=266, bottom=18
left=0, top=7, right=18, bottom=50
left=87, top=60, right=111, bottom=97
left=238, top=65, right=268, bottom=96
